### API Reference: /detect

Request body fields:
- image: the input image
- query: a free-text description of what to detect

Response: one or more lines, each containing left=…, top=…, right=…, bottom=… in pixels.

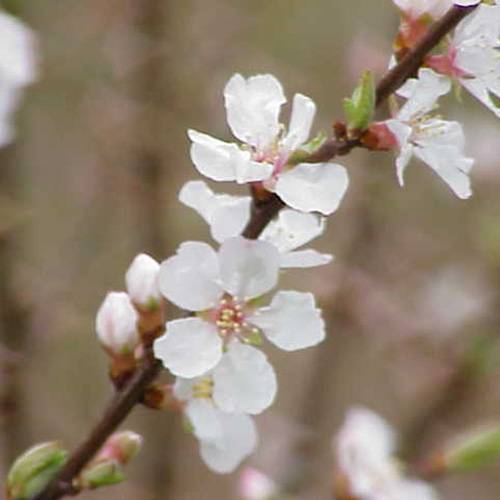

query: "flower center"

left=192, top=377, right=213, bottom=399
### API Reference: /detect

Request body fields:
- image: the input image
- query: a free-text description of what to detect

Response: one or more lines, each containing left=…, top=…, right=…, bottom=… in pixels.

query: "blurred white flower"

left=392, top=0, right=479, bottom=20
left=383, top=68, right=474, bottom=198
left=125, top=253, right=161, bottom=308
left=428, top=3, right=500, bottom=118
left=334, top=407, right=438, bottom=500
left=96, top=292, right=139, bottom=355
left=239, top=467, right=279, bottom=500
left=188, top=73, right=348, bottom=215
left=173, top=376, right=258, bottom=474
left=0, top=10, right=38, bottom=146
left=153, top=237, right=325, bottom=411
left=179, top=180, right=332, bottom=268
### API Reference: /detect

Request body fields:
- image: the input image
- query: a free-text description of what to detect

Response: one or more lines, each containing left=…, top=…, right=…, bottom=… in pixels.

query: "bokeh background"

left=1, top=0, right=500, bottom=498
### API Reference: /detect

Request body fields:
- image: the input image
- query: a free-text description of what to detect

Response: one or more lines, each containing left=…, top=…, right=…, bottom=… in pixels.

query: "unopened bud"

left=7, top=442, right=68, bottom=500
left=239, top=467, right=279, bottom=500
left=444, top=424, right=500, bottom=472
left=125, top=253, right=161, bottom=309
left=96, top=292, right=139, bottom=356
left=343, top=70, right=375, bottom=135
left=79, top=460, right=124, bottom=489
left=97, top=431, right=143, bottom=465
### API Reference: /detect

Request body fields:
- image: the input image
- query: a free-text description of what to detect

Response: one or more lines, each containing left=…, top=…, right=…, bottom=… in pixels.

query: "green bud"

left=79, top=460, right=125, bottom=489
left=343, top=71, right=376, bottom=134
left=7, top=442, right=68, bottom=500
left=444, top=424, right=500, bottom=472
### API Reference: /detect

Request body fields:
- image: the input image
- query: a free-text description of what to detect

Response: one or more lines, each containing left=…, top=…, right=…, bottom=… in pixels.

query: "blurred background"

left=1, top=0, right=500, bottom=498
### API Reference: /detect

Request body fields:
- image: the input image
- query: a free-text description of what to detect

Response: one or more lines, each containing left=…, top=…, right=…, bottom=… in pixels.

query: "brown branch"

left=31, top=5, right=477, bottom=499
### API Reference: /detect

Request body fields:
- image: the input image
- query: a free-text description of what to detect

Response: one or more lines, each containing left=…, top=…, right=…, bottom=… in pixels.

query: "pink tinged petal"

left=224, top=73, right=286, bottom=150
left=397, top=69, right=451, bottom=121
left=252, top=291, right=325, bottom=351
left=179, top=180, right=251, bottom=243
left=199, top=412, right=258, bottom=474
left=260, top=209, right=326, bottom=253
left=282, top=93, right=317, bottom=152
left=158, top=241, right=223, bottom=311
left=274, top=163, right=349, bottom=216
left=280, top=249, right=333, bottom=269
left=219, top=237, right=280, bottom=299
left=185, top=399, right=224, bottom=443
left=125, top=253, right=161, bottom=306
left=188, top=129, right=242, bottom=182
left=212, top=343, right=277, bottom=415
left=153, top=318, right=222, bottom=378
left=96, top=292, right=139, bottom=355
left=0, top=11, right=38, bottom=86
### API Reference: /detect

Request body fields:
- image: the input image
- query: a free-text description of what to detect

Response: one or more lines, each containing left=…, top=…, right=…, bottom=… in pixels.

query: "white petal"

left=396, top=479, right=439, bottom=500
left=260, top=208, right=326, bottom=253
left=461, top=77, right=500, bottom=119
left=398, top=69, right=451, bottom=122
left=125, top=253, right=161, bottom=306
left=0, top=11, right=38, bottom=86
left=414, top=119, right=473, bottom=199
left=274, top=163, right=349, bottom=215
left=282, top=93, right=316, bottom=152
left=153, top=318, right=222, bottom=378
left=280, top=249, right=333, bottom=268
left=172, top=376, right=197, bottom=401
left=252, top=291, right=325, bottom=351
left=224, top=73, right=286, bottom=149
left=199, top=412, right=258, bottom=474
left=185, top=399, right=223, bottom=443
left=188, top=129, right=241, bottom=182
left=96, top=292, right=139, bottom=355
left=219, top=237, right=280, bottom=299
left=179, top=180, right=251, bottom=243
left=158, top=241, right=223, bottom=311
left=385, top=119, right=413, bottom=186
left=234, top=158, right=274, bottom=184
left=212, top=343, right=277, bottom=415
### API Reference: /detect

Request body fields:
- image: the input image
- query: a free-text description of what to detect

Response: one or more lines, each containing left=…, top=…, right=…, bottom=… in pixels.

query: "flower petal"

left=274, top=163, right=349, bottom=215
left=153, top=318, right=222, bottom=378
left=212, top=343, right=277, bottom=415
left=385, top=119, right=413, bottom=186
left=185, top=399, right=223, bottom=443
left=179, top=180, right=251, bottom=243
left=282, top=93, right=316, bottom=152
left=199, top=412, right=258, bottom=474
left=280, top=249, right=333, bottom=268
left=158, top=241, right=223, bottom=311
left=260, top=208, right=326, bottom=253
left=252, top=291, right=325, bottom=351
left=219, top=237, right=280, bottom=299
left=224, top=73, right=286, bottom=149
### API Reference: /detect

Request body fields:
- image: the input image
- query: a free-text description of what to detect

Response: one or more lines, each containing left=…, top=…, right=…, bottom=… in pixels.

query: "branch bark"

left=32, top=5, right=478, bottom=499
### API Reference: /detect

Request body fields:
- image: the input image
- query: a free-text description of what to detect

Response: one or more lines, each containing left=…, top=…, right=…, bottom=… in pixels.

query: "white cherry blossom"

left=383, top=68, right=473, bottom=199
left=153, top=237, right=325, bottom=390
left=95, top=292, right=139, bottom=355
left=188, top=73, right=349, bottom=215
left=173, top=376, right=258, bottom=473
left=428, top=3, right=500, bottom=118
left=179, top=180, right=332, bottom=268
left=0, top=10, right=38, bottom=147
left=393, top=0, right=480, bottom=20
left=125, top=253, right=161, bottom=308
left=335, top=407, right=438, bottom=500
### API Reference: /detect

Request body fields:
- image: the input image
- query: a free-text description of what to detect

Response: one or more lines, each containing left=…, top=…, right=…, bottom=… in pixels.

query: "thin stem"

left=32, top=5, right=477, bottom=499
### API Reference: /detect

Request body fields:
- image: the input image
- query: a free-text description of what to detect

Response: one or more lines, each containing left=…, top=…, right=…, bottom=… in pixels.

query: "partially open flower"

left=96, top=292, right=140, bottom=356
left=125, top=253, right=161, bottom=309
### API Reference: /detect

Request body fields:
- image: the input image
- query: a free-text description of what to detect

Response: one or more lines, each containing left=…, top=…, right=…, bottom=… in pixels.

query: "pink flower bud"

left=239, top=467, right=278, bottom=500
left=96, top=292, right=139, bottom=355
left=125, top=253, right=161, bottom=308
left=97, top=431, right=143, bottom=465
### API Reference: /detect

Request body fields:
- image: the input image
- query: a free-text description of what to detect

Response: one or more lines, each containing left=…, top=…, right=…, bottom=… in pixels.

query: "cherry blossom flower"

left=427, top=3, right=500, bottom=118
left=393, top=0, right=480, bottom=20
left=188, top=74, right=349, bottom=215
left=173, top=375, right=258, bottom=473
left=96, top=292, right=140, bottom=355
left=239, top=467, right=279, bottom=500
left=380, top=68, right=474, bottom=198
left=125, top=253, right=161, bottom=308
left=334, top=407, right=438, bottom=500
left=179, top=180, right=332, bottom=268
left=0, top=10, right=38, bottom=146
left=153, top=237, right=325, bottom=410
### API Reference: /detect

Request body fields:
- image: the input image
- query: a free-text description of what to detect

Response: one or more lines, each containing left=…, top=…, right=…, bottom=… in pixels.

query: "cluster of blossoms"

left=0, top=9, right=37, bottom=146
left=333, top=407, right=438, bottom=500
